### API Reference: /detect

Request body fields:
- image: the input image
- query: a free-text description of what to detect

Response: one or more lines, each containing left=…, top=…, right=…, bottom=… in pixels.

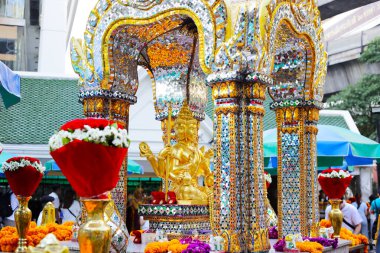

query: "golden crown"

left=176, top=102, right=196, bottom=122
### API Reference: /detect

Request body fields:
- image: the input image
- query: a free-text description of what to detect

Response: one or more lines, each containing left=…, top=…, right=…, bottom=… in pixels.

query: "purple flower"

left=180, top=237, right=193, bottom=244
left=269, top=226, right=279, bottom=239
left=182, top=241, right=211, bottom=253
left=273, top=239, right=285, bottom=252
left=302, top=237, right=338, bottom=249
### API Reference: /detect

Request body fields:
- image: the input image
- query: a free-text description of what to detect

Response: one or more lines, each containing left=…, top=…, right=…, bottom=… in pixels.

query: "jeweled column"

left=109, top=99, right=132, bottom=219
left=272, top=104, right=308, bottom=237
left=209, top=80, right=242, bottom=252
left=242, top=78, right=270, bottom=252
left=81, top=94, right=132, bottom=219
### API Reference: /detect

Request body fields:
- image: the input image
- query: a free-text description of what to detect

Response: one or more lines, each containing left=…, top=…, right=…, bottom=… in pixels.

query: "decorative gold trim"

left=299, top=108, right=307, bottom=235
left=215, top=106, right=239, bottom=115
left=229, top=112, right=237, bottom=231
left=211, top=81, right=240, bottom=99
left=276, top=109, right=283, bottom=237
left=246, top=106, right=265, bottom=115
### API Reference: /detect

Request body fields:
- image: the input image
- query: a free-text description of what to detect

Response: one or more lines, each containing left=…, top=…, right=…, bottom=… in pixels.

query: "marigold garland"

left=144, top=239, right=183, bottom=253
left=0, top=221, right=73, bottom=252
left=340, top=228, right=369, bottom=253
left=296, top=241, right=323, bottom=253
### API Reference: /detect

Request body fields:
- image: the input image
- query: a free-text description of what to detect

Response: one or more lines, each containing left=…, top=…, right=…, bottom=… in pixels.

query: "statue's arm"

left=139, top=142, right=162, bottom=177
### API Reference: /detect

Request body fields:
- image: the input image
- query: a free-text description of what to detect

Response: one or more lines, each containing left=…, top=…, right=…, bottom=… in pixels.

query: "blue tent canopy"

left=45, top=159, right=144, bottom=175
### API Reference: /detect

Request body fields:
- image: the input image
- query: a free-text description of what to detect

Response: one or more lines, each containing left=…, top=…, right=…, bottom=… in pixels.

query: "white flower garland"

left=265, top=173, right=272, bottom=184
left=49, top=125, right=130, bottom=151
left=318, top=170, right=351, bottom=178
left=1, top=159, right=45, bottom=173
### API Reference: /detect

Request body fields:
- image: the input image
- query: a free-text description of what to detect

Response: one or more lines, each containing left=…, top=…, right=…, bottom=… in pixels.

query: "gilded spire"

left=177, top=102, right=196, bottom=122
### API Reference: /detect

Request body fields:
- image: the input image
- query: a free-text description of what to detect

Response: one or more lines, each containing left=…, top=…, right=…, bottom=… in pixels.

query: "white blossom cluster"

left=1, top=159, right=45, bottom=173
left=318, top=169, right=351, bottom=178
left=265, top=173, right=272, bottom=183
left=49, top=125, right=130, bottom=151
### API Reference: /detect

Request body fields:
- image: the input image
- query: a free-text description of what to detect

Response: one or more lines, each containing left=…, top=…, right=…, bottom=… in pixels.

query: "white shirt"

left=351, top=202, right=368, bottom=226
left=6, top=193, right=19, bottom=221
left=61, top=200, right=81, bottom=223
left=325, top=202, right=363, bottom=232
left=49, top=192, right=60, bottom=209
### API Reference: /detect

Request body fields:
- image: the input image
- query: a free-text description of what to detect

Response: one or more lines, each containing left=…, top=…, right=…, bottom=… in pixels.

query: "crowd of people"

left=0, top=185, right=81, bottom=228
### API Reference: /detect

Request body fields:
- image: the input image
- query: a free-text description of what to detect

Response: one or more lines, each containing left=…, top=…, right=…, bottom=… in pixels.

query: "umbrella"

left=45, top=158, right=144, bottom=175
left=264, top=125, right=380, bottom=168
left=0, top=61, right=21, bottom=108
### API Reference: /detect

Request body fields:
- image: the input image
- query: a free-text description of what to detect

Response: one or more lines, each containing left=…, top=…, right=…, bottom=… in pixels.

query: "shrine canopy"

left=264, top=125, right=380, bottom=167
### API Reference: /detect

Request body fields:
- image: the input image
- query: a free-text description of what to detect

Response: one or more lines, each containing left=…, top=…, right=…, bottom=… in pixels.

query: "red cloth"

left=318, top=169, right=352, bottom=199
left=151, top=191, right=166, bottom=204
left=50, top=140, right=127, bottom=198
left=167, top=191, right=177, bottom=204
left=5, top=166, right=43, bottom=196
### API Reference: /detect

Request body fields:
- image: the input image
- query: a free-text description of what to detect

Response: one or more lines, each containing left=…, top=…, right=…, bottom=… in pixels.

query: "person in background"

left=3, top=192, right=18, bottom=227
left=352, top=193, right=369, bottom=237
left=325, top=197, right=362, bottom=234
left=126, top=188, right=143, bottom=232
left=60, top=188, right=81, bottom=223
left=370, top=190, right=380, bottom=252
left=37, top=195, right=55, bottom=226
left=49, top=185, right=61, bottom=223
left=369, top=194, right=377, bottom=239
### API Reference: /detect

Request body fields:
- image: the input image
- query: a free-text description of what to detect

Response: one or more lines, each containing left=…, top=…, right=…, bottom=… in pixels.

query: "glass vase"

left=78, top=199, right=111, bottom=253
left=15, top=196, right=32, bottom=253
left=329, top=199, right=343, bottom=238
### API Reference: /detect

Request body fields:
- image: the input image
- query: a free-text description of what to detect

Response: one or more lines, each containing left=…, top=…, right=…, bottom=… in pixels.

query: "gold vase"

left=78, top=199, right=111, bottom=253
left=41, top=202, right=55, bottom=226
left=15, top=196, right=32, bottom=253
left=329, top=199, right=343, bottom=238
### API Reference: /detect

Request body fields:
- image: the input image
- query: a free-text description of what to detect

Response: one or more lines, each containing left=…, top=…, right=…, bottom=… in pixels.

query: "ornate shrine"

left=71, top=0, right=327, bottom=252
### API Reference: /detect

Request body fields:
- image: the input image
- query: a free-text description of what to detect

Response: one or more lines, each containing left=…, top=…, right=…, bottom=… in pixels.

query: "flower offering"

left=1, top=157, right=44, bottom=196
left=0, top=222, right=73, bottom=252
left=318, top=169, right=352, bottom=199
left=49, top=118, right=130, bottom=198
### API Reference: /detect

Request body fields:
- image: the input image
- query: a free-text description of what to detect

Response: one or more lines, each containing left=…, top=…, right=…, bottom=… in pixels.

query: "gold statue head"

left=174, top=102, right=198, bottom=143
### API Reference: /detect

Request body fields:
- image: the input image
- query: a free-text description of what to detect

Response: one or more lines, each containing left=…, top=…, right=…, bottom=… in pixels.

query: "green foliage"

left=326, top=74, right=380, bottom=139
left=326, top=37, right=380, bottom=139
left=359, top=37, right=380, bottom=63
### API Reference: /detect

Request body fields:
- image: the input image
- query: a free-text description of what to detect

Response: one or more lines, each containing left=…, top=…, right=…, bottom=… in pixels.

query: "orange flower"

left=0, top=222, right=73, bottom=252
left=319, top=219, right=331, bottom=228
left=340, top=228, right=368, bottom=253
left=296, top=241, right=323, bottom=253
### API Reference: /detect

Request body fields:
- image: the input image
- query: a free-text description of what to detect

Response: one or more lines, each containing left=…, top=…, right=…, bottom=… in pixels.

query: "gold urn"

left=78, top=199, right=111, bottom=253
left=328, top=199, right=343, bottom=238
left=15, top=196, right=32, bottom=253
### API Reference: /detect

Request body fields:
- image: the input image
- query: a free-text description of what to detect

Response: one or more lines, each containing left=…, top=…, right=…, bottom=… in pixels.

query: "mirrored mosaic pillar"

left=273, top=104, right=320, bottom=238
left=81, top=95, right=132, bottom=219
left=242, top=80, right=270, bottom=252
left=273, top=105, right=307, bottom=237
left=210, top=80, right=242, bottom=252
